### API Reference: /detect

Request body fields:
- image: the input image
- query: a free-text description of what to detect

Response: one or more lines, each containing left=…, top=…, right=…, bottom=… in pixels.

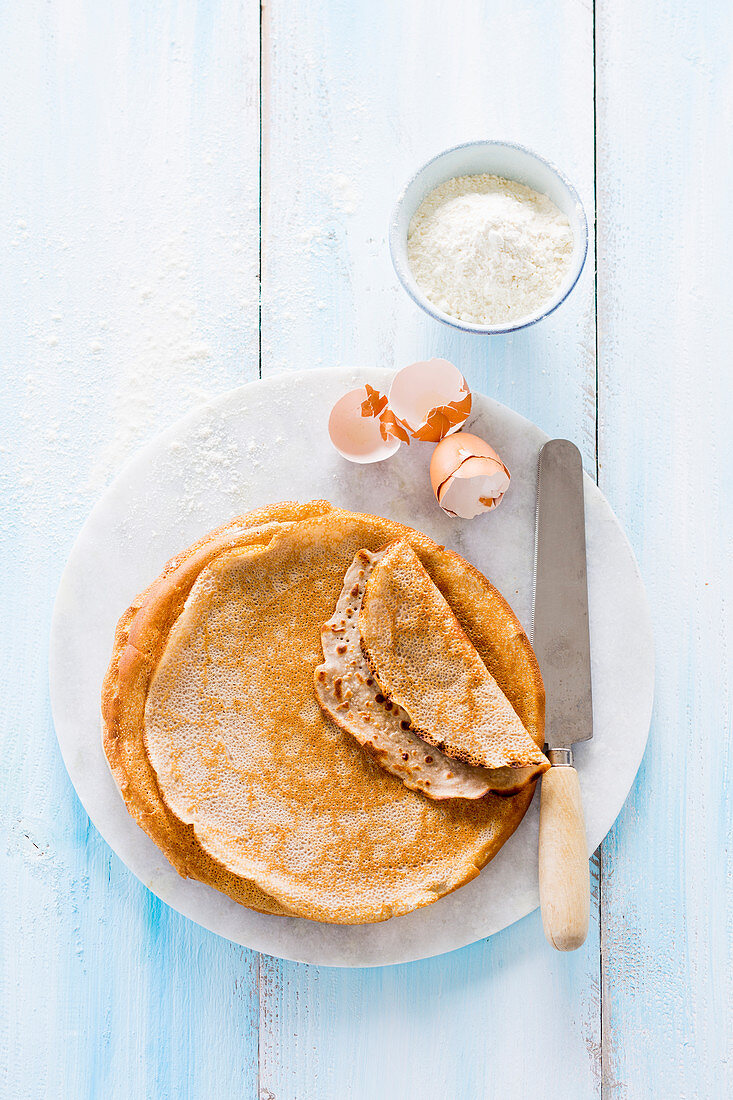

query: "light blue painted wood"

left=259, top=1, right=601, bottom=1098
left=2, top=0, right=729, bottom=1097
left=595, top=1, right=732, bottom=1095
left=0, top=2, right=262, bottom=1098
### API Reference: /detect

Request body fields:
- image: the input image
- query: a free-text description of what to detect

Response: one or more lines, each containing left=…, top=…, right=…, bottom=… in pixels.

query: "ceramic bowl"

left=389, top=140, right=588, bottom=335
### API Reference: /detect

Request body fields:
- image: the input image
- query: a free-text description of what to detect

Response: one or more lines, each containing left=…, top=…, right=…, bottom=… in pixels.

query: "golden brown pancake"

left=102, top=500, right=334, bottom=915
left=315, top=546, right=520, bottom=800
left=132, top=506, right=545, bottom=924
left=314, top=544, right=547, bottom=798
left=359, top=539, right=549, bottom=787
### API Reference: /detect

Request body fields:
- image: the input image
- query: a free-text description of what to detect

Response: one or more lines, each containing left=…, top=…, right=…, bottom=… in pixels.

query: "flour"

left=328, top=171, right=361, bottom=215
left=407, top=174, right=573, bottom=325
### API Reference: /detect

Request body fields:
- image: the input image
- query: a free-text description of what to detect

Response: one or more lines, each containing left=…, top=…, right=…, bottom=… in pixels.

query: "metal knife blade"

left=533, top=439, right=593, bottom=750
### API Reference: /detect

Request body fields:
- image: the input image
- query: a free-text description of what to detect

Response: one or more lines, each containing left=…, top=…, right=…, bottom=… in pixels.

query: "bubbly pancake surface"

left=314, top=547, right=512, bottom=800
left=140, top=507, right=545, bottom=924
left=360, top=539, right=549, bottom=782
left=102, top=500, right=335, bottom=916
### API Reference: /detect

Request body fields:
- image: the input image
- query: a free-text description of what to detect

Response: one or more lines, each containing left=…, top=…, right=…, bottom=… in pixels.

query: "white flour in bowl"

left=407, top=174, right=573, bottom=326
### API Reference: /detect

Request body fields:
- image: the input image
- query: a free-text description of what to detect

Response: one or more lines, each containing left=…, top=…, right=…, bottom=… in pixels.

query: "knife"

left=533, top=439, right=592, bottom=951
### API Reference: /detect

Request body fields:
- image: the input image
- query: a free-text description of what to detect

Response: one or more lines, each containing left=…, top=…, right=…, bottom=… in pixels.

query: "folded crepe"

left=103, top=503, right=546, bottom=924
left=102, top=500, right=335, bottom=917
left=315, top=547, right=497, bottom=801
left=359, top=539, right=549, bottom=789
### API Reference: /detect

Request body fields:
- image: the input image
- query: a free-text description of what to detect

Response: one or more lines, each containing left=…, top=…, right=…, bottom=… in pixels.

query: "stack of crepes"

left=102, top=501, right=547, bottom=925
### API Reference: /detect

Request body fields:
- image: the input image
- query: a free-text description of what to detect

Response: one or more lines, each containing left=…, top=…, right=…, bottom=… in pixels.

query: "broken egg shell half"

left=388, top=359, right=471, bottom=443
left=430, top=432, right=511, bottom=518
left=328, top=387, right=401, bottom=464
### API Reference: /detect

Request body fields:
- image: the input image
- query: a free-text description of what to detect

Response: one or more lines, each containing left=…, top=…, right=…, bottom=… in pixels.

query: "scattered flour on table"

left=328, top=172, right=361, bottom=216
left=164, top=419, right=246, bottom=516
left=407, top=174, right=574, bottom=325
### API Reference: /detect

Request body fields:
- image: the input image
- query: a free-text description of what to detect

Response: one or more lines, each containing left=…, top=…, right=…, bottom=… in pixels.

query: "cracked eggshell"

left=328, top=386, right=401, bottom=463
left=430, top=432, right=511, bottom=518
left=387, top=359, right=471, bottom=443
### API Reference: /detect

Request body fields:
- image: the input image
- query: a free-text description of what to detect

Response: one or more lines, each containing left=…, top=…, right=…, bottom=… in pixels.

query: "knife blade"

left=533, top=438, right=592, bottom=951
left=533, top=438, right=593, bottom=751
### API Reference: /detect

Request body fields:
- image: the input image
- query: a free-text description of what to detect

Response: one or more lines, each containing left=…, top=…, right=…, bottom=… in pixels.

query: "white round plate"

left=50, top=368, right=653, bottom=967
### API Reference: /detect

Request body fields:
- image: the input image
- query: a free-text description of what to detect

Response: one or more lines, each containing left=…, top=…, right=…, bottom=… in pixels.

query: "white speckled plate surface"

left=49, top=368, right=654, bottom=966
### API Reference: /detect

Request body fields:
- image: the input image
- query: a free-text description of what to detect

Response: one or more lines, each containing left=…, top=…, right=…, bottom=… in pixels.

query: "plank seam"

left=257, top=951, right=262, bottom=1100
left=258, top=0, right=264, bottom=382
left=258, top=0, right=264, bottom=1091
left=592, top=3, right=605, bottom=1097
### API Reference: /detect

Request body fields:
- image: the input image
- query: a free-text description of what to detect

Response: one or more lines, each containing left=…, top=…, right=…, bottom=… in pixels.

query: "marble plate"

left=49, top=368, right=654, bottom=966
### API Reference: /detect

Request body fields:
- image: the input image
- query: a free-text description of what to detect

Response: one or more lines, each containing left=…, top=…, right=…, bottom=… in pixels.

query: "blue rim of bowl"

left=389, top=140, right=589, bottom=335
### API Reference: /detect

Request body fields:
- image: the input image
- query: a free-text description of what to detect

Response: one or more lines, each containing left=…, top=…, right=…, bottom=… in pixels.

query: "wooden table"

left=1, top=2, right=729, bottom=1096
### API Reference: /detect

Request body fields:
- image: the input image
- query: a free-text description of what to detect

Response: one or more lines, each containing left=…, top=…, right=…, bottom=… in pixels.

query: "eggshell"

left=328, top=387, right=401, bottom=463
left=430, top=432, right=511, bottom=518
left=388, top=359, right=471, bottom=443
left=361, top=384, right=411, bottom=444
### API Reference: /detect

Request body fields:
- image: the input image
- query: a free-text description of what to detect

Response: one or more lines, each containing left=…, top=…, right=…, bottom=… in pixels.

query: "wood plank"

left=0, top=2, right=262, bottom=1097
left=259, top=1, right=599, bottom=1096
left=596, top=1, right=732, bottom=1094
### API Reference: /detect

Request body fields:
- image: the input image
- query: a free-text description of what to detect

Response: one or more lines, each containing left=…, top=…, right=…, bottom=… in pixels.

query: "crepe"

left=102, top=500, right=335, bottom=916
left=315, top=547, right=498, bottom=800
left=315, top=543, right=548, bottom=798
left=133, top=506, right=545, bottom=924
left=359, top=539, right=549, bottom=789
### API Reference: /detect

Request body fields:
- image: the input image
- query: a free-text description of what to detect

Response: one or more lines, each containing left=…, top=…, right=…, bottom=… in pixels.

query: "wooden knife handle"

left=538, top=763, right=590, bottom=951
